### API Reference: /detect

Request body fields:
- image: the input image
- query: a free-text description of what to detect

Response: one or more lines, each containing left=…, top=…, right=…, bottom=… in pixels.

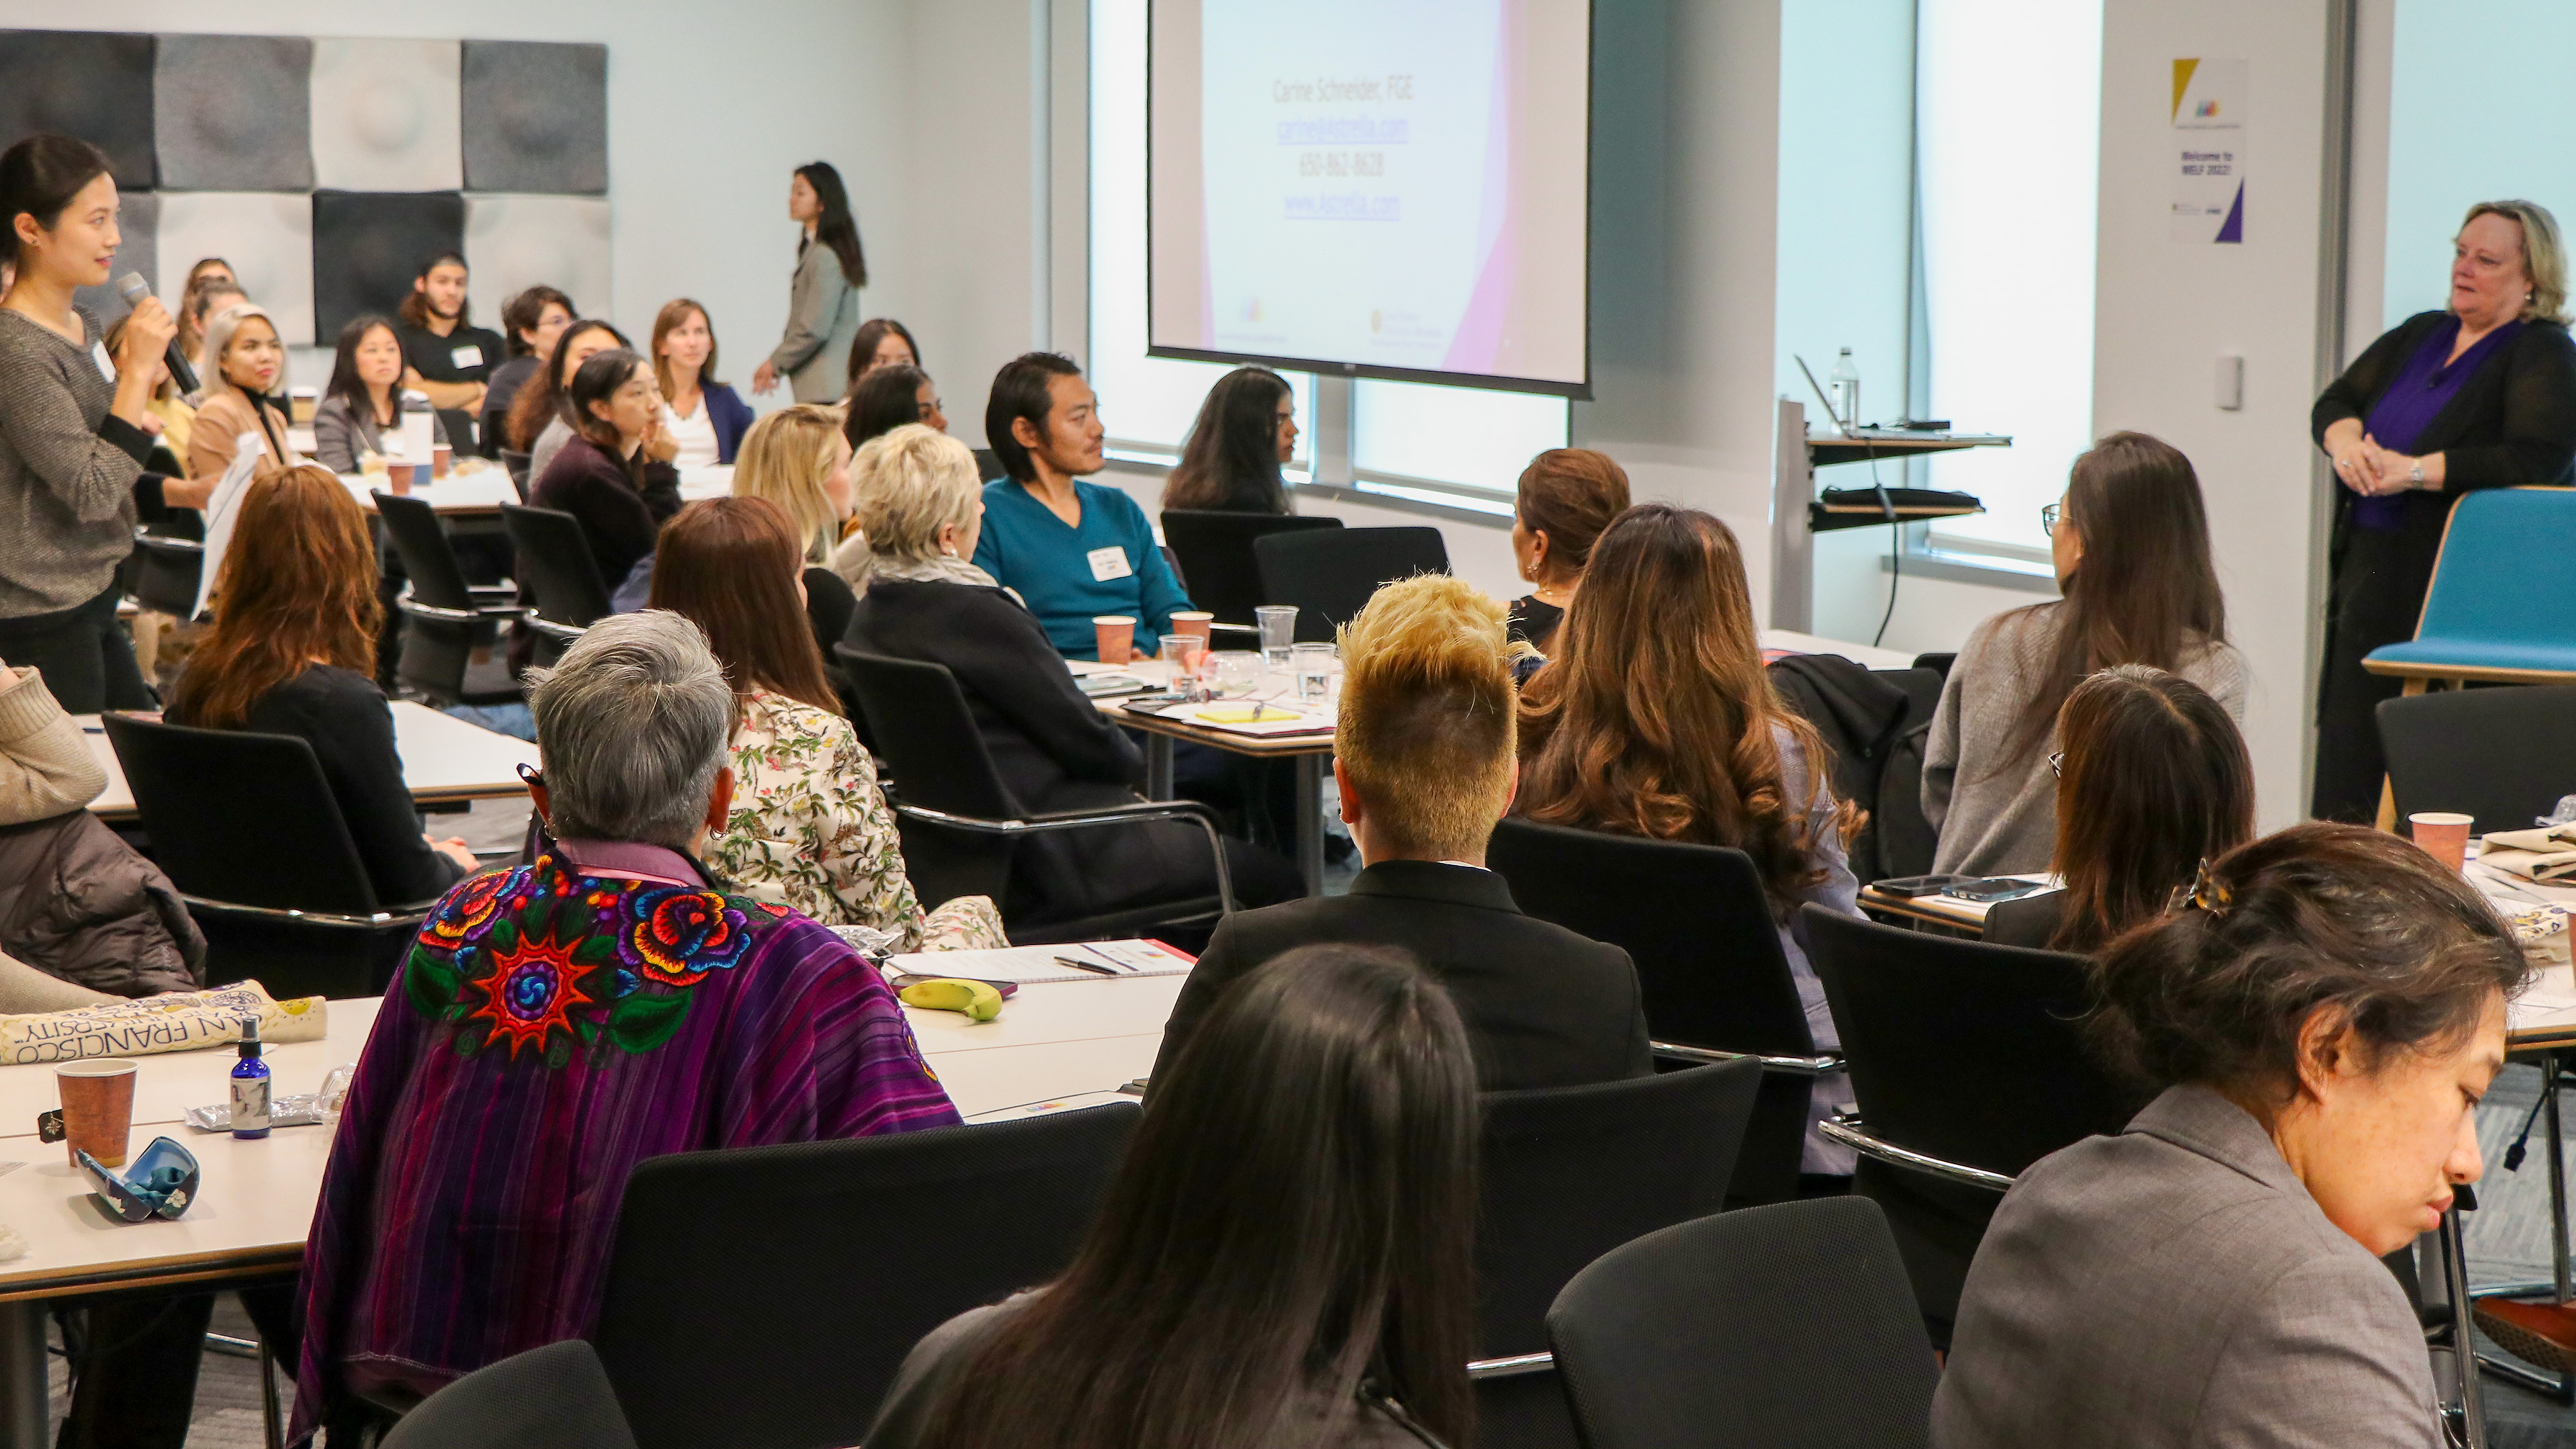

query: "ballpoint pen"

left=1054, top=956, right=1121, bottom=977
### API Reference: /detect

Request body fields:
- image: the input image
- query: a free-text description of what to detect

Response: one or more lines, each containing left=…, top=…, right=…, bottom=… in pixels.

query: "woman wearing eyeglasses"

left=1922, top=432, right=2245, bottom=878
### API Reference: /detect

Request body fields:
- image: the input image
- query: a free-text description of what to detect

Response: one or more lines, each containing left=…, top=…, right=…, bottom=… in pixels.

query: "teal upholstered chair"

left=2363, top=487, right=2576, bottom=827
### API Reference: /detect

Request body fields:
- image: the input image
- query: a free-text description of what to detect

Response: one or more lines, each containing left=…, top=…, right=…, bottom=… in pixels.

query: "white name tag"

left=1087, top=546, right=1133, bottom=583
left=449, top=344, right=484, bottom=370
left=91, top=341, right=115, bottom=382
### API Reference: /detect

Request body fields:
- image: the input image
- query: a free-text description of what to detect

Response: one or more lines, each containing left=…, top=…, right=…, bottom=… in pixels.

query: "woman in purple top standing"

left=291, top=611, right=959, bottom=1441
left=2311, top=200, right=2576, bottom=822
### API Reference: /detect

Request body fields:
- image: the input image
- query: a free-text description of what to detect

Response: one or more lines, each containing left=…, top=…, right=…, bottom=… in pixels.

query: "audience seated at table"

left=169, top=256, right=234, bottom=380
left=972, top=352, right=1194, bottom=661
left=292, top=611, right=962, bottom=1439
left=1515, top=502, right=1865, bottom=1173
left=506, top=317, right=628, bottom=484
left=1982, top=665, right=2255, bottom=954
left=729, top=402, right=862, bottom=648
left=844, top=362, right=947, bottom=447
left=531, top=348, right=684, bottom=595
left=103, top=312, right=193, bottom=470
left=310, top=314, right=452, bottom=476
left=650, top=297, right=753, bottom=467
left=1507, top=447, right=1631, bottom=655
left=1924, top=431, right=2245, bottom=877
left=180, top=280, right=245, bottom=400
left=651, top=495, right=1004, bottom=949
left=841, top=425, right=1299, bottom=926
left=1933, top=823, right=2523, bottom=1448
left=846, top=314, right=923, bottom=383
left=166, top=466, right=474, bottom=903
left=1159, top=364, right=1297, bottom=515
left=184, top=302, right=291, bottom=487
left=1155, top=573, right=1649, bottom=1090
left=392, top=251, right=506, bottom=455
left=868, top=943, right=1477, bottom=1449
left=482, top=284, right=573, bottom=458
left=0, top=657, right=203, bottom=997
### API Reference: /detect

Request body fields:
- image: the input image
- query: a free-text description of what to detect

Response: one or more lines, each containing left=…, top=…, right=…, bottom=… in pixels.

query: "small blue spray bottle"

left=230, top=1016, right=271, bottom=1139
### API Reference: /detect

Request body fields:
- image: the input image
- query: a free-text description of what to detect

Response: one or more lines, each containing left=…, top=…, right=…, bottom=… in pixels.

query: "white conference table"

left=80, top=701, right=540, bottom=823
left=0, top=971, right=1178, bottom=1443
left=335, top=464, right=734, bottom=517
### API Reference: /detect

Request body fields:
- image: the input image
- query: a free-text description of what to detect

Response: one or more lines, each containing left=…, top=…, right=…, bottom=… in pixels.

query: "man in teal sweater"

left=974, top=352, right=1195, bottom=661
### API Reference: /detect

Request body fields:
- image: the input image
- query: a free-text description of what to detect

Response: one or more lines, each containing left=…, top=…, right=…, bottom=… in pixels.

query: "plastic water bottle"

left=231, top=1017, right=271, bottom=1140
left=1829, top=348, right=1861, bottom=433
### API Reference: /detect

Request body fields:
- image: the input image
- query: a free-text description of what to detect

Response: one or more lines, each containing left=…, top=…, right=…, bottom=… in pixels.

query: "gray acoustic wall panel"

left=72, top=190, right=160, bottom=326
left=313, top=190, right=464, bottom=344
left=310, top=39, right=461, bottom=193
left=461, top=42, right=607, bottom=195
left=155, top=35, right=314, bottom=192
left=465, top=195, right=612, bottom=324
left=159, top=191, right=315, bottom=347
left=0, top=31, right=157, bottom=189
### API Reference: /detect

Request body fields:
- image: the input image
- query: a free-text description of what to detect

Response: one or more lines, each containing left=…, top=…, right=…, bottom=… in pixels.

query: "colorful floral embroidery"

left=404, top=854, right=781, bottom=1065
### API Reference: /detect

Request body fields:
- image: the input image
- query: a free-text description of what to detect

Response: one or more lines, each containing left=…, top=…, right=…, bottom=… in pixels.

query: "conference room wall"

left=2089, top=0, right=2343, bottom=831
left=0, top=1, right=909, bottom=411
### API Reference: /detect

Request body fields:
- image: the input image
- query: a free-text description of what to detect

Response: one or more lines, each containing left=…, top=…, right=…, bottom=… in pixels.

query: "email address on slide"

left=1286, top=194, right=1400, bottom=221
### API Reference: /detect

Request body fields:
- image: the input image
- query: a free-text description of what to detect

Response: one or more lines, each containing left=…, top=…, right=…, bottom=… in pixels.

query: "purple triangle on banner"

left=2216, top=179, right=2245, bottom=244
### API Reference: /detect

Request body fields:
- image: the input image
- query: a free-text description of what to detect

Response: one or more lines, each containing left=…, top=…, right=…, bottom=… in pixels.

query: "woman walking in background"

left=753, top=162, right=865, bottom=404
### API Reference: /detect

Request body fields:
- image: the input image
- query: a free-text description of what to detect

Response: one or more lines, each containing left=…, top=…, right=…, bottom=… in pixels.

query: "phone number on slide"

left=1298, top=152, right=1384, bottom=177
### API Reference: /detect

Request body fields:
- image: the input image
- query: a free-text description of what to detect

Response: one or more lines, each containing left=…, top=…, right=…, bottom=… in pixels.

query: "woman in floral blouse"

left=649, top=495, right=1004, bottom=950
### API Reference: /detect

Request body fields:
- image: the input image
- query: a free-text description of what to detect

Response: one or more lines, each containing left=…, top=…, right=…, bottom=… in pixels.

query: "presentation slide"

left=1149, top=0, right=1591, bottom=395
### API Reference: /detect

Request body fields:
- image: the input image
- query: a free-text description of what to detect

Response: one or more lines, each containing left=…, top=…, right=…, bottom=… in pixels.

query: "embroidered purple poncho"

left=289, top=842, right=961, bottom=1438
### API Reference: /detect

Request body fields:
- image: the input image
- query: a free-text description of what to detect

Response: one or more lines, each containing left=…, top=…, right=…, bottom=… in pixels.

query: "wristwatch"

left=2410, top=461, right=2425, bottom=488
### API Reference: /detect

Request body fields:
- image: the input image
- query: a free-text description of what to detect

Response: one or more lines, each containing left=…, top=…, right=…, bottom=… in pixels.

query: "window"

left=1912, top=0, right=2102, bottom=558
left=1090, top=0, right=1563, bottom=506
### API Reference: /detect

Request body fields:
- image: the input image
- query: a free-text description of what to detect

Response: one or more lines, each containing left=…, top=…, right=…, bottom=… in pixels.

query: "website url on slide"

left=1286, top=194, right=1401, bottom=220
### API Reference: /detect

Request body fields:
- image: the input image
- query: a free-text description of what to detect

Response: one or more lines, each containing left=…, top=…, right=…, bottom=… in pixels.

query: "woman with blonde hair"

left=186, top=302, right=292, bottom=487
left=732, top=402, right=862, bottom=657
left=168, top=465, right=472, bottom=903
left=1515, top=502, right=1865, bottom=1173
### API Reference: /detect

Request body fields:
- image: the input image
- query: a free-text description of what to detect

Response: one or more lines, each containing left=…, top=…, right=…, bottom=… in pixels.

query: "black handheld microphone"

left=114, top=272, right=199, bottom=396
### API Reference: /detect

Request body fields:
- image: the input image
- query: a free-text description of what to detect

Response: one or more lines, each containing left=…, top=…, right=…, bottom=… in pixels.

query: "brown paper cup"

left=389, top=463, right=416, bottom=497
left=1169, top=611, right=1213, bottom=642
left=1093, top=615, right=1136, bottom=664
left=432, top=443, right=453, bottom=479
left=2409, top=812, right=2474, bottom=873
left=57, top=1059, right=137, bottom=1169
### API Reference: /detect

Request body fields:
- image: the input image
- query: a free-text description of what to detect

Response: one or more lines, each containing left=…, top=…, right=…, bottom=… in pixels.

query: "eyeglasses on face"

left=2047, top=750, right=2065, bottom=778
left=2039, top=502, right=2063, bottom=538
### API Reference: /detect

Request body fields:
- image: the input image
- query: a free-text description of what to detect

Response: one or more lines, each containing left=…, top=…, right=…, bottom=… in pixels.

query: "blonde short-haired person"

left=1151, top=573, right=1649, bottom=1090
left=840, top=425, right=1299, bottom=929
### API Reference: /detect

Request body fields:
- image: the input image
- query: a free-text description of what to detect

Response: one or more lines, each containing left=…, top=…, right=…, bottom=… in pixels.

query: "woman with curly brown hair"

left=1515, top=502, right=1865, bottom=1171
left=167, top=465, right=472, bottom=903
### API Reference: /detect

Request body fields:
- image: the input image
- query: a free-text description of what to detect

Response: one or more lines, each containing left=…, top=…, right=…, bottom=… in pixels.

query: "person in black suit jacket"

left=839, top=425, right=1299, bottom=926
left=1155, top=574, right=1650, bottom=1091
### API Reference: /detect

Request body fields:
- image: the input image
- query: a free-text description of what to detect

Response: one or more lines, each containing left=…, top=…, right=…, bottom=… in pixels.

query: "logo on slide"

left=2194, top=99, right=2221, bottom=118
left=1369, top=309, right=1383, bottom=335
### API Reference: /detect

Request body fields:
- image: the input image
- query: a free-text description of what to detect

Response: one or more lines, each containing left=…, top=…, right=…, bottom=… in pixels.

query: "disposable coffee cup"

left=56, top=1059, right=138, bottom=1169
left=2410, top=812, right=2474, bottom=873
left=1093, top=616, right=1136, bottom=664
left=388, top=463, right=415, bottom=497
left=431, top=441, right=452, bottom=479
left=289, top=387, right=317, bottom=425
left=1169, top=611, right=1214, bottom=643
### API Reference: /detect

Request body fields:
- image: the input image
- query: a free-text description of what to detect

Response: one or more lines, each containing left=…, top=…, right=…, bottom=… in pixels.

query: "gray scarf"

left=837, top=537, right=1022, bottom=605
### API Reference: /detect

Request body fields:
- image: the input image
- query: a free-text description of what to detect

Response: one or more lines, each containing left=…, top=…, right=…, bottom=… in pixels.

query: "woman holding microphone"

left=0, top=134, right=180, bottom=711
left=751, top=163, right=865, bottom=404
left=2311, top=200, right=2576, bottom=821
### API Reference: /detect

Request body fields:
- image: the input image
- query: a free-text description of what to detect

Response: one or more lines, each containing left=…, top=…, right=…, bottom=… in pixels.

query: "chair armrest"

left=176, top=895, right=435, bottom=932
left=521, top=617, right=589, bottom=643
left=1651, top=1040, right=1845, bottom=1077
left=131, top=527, right=206, bottom=554
left=1817, top=1112, right=2014, bottom=1191
left=891, top=799, right=1236, bottom=914
left=1466, top=1353, right=1554, bottom=1380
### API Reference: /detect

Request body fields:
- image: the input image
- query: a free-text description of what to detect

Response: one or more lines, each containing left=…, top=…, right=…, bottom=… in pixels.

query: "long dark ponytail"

left=910, top=945, right=1480, bottom=1449
left=796, top=161, right=867, bottom=290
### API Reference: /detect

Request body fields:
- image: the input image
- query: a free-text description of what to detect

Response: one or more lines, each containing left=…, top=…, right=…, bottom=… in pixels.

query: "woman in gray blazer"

left=312, top=314, right=449, bottom=474
left=752, top=162, right=864, bottom=404
left=1933, top=822, right=2528, bottom=1449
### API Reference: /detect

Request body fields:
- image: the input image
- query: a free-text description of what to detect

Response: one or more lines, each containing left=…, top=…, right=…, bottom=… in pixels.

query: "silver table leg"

left=2548, top=1053, right=2570, bottom=1306
left=2443, top=1200, right=2491, bottom=1448
left=1294, top=753, right=1324, bottom=897
left=1, top=1300, right=48, bottom=1449
left=1144, top=733, right=1175, bottom=803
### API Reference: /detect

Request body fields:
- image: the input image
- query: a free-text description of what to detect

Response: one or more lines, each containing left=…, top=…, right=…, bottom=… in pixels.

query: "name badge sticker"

left=91, top=341, right=116, bottom=382
left=1087, top=546, right=1133, bottom=583
left=449, top=344, right=484, bottom=370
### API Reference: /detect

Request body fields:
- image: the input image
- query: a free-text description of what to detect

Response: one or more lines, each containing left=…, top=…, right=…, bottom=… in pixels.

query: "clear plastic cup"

left=1291, top=641, right=1338, bottom=707
left=1255, top=605, right=1297, bottom=669
left=1159, top=634, right=1209, bottom=700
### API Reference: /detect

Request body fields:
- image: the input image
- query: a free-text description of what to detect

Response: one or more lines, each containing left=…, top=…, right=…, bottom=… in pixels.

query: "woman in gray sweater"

left=1925, top=432, right=2247, bottom=877
left=751, top=163, right=864, bottom=404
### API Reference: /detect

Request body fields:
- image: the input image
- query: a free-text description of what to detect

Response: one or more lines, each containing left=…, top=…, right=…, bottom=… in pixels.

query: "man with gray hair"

left=290, top=612, right=961, bottom=1436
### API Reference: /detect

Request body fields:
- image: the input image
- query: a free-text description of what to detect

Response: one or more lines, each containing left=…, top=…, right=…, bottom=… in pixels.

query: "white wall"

left=2092, top=0, right=2340, bottom=830
left=0, top=0, right=911, bottom=406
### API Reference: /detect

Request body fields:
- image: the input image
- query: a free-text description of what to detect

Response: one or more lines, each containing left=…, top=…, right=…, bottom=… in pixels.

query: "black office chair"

left=836, top=646, right=1236, bottom=944
left=1471, top=1060, right=1763, bottom=1449
left=592, top=1103, right=1140, bottom=1449
left=1486, top=818, right=1829, bottom=1206
left=375, top=492, right=524, bottom=707
left=102, top=714, right=434, bottom=999
left=1547, top=1198, right=1938, bottom=1449
left=129, top=510, right=206, bottom=619
left=1252, top=526, right=1448, bottom=642
left=500, top=503, right=612, bottom=665
left=382, top=1340, right=637, bottom=1449
left=970, top=446, right=1002, bottom=482
left=2379, top=684, right=2576, bottom=835
left=1160, top=510, right=1343, bottom=627
left=1799, top=905, right=2141, bottom=1346
left=498, top=449, right=534, bottom=499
